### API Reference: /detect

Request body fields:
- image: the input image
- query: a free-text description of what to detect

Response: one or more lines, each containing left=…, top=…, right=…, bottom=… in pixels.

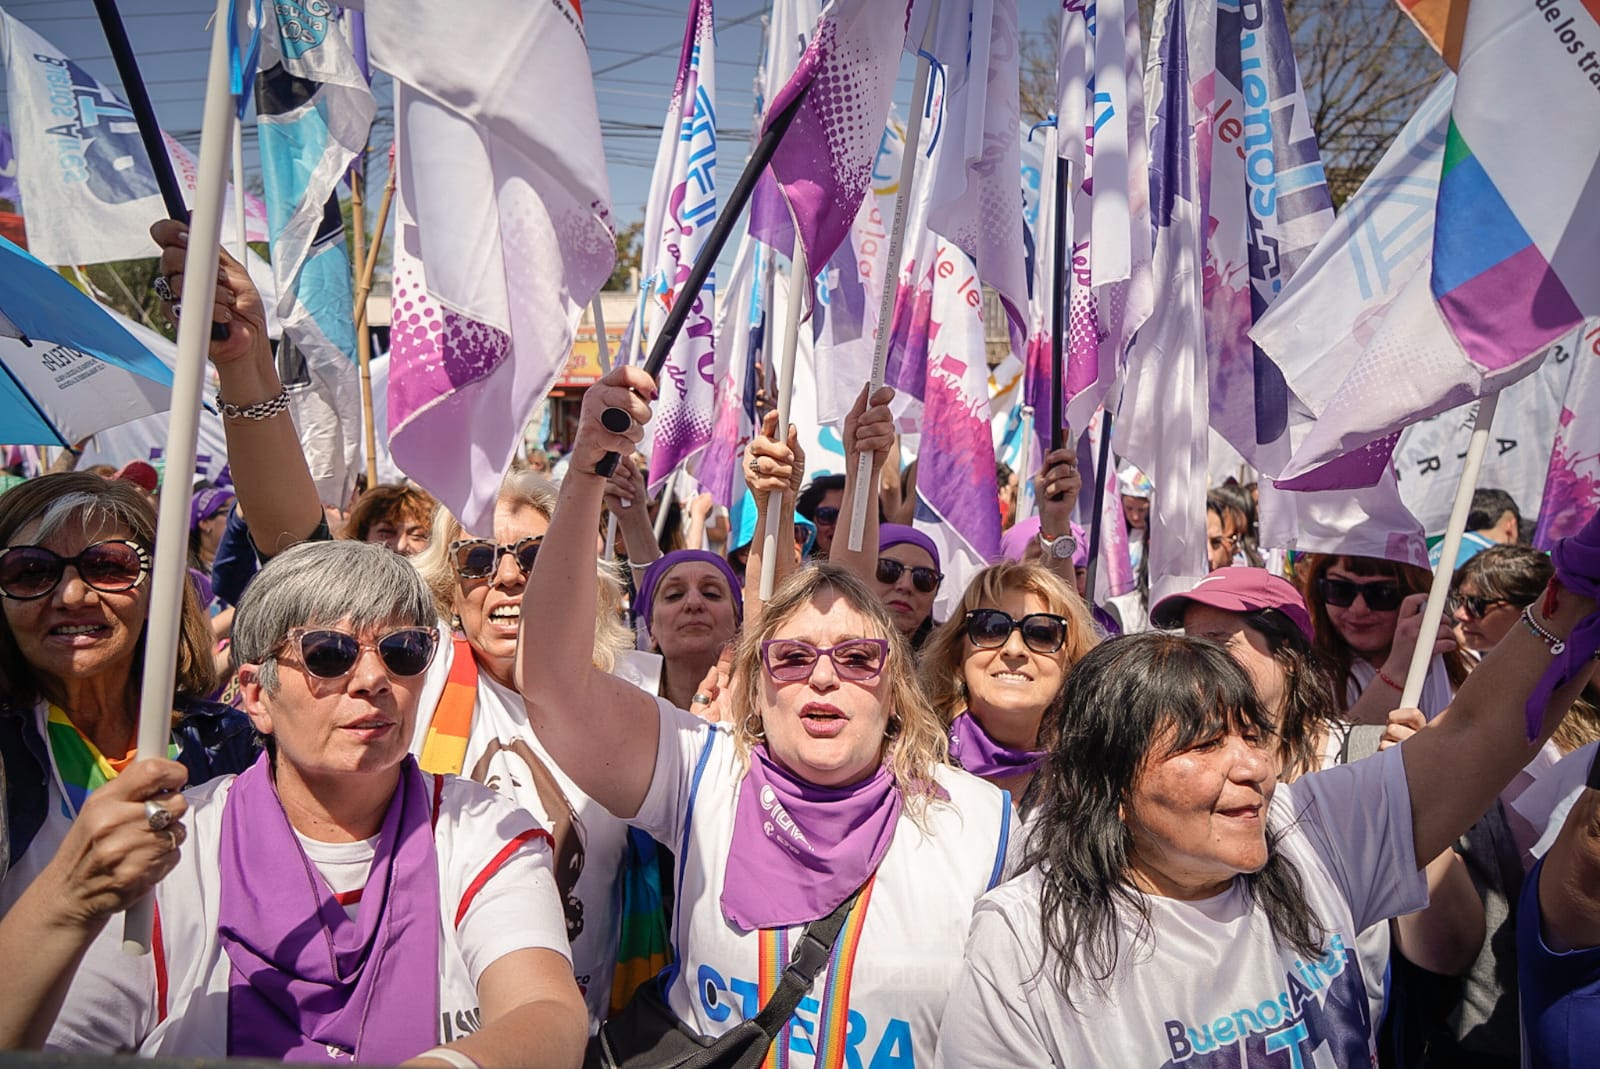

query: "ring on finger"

left=163, top=827, right=178, bottom=851
left=152, top=276, right=177, bottom=302
left=145, top=799, right=174, bottom=832
left=690, top=693, right=712, bottom=706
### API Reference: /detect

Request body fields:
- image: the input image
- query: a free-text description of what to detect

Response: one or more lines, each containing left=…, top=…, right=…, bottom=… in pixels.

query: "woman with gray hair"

left=37, top=540, right=586, bottom=1066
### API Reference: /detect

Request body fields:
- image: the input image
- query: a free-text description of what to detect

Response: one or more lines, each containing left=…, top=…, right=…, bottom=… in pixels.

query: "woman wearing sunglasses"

left=920, top=562, right=1099, bottom=803
left=0, top=474, right=256, bottom=912
left=1298, top=553, right=1471, bottom=724
left=519, top=366, right=1011, bottom=1068
left=872, top=526, right=943, bottom=650
left=34, top=540, right=586, bottom=1064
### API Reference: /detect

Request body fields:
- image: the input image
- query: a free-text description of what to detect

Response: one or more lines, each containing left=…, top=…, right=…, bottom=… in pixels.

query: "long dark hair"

left=1023, top=633, right=1324, bottom=1003
left=1240, top=608, right=1342, bottom=781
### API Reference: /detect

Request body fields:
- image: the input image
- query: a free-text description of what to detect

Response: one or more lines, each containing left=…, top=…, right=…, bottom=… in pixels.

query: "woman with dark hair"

left=1299, top=553, right=1470, bottom=723
left=935, top=557, right=1600, bottom=1067
left=873, top=524, right=943, bottom=650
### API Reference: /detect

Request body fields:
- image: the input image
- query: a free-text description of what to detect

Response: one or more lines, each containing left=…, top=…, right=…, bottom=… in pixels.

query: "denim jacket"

left=0, top=696, right=259, bottom=878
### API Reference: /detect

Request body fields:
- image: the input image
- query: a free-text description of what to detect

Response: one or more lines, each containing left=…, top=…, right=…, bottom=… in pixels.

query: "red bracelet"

left=1376, top=667, right=1405, bottom=693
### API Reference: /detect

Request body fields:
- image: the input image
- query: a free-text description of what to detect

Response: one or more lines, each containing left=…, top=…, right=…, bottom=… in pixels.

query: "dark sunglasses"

left=761, top=638, right=889, bottom=683
left=450, top=536, right=543, bottom=580
left=276, top=627, right=438, bottom=679
left=813, top=506, right=840, bottom=525
left=875, top=557, right=943, bottom=594
left=0, top=539, right=150, bottom=600
left=1448, top=592, right=1513, bottom=620
left=1317, top=575, right=1405, bottom=612
left=964, top=608, right=1070, bottom=654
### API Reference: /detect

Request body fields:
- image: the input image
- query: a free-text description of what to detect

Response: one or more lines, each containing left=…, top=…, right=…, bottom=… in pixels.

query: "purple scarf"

left=1529, top=513, right=1600, bottom=739
left=218, top=754, right=440, bottom=1063
left=721, top=746, right=900, bottom=930
left=948, top=711, right=1046, bottom=779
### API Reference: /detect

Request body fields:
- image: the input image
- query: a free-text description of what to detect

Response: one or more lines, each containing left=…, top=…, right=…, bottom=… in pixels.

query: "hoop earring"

left=884, top=715, right=901, bottom=740
left=743, top=712, right=766, bottom=740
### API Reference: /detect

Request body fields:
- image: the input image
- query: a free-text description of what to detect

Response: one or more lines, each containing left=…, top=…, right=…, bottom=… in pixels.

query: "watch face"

left=1051, top=540, right=1075, bottom=560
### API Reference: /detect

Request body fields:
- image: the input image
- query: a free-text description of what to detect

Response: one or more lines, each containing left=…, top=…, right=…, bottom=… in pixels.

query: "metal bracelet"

left=216, top=388, right=290, bottom=421
left=1520, top=605, right=1567, bottom=656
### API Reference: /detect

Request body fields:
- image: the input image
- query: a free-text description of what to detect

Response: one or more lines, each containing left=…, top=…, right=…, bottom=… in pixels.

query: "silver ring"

left=163, top=827, right=178, bottom=852
left=749, top=457, right=762, bottom=475
left=145, top=799, right=174, bottom=832
left=152, top=276, right=177, bottom=302
left=690, top=693, right=712, bottom=706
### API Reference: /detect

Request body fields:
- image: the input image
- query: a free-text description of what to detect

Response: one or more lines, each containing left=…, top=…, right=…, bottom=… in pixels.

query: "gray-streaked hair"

left=231, top=540, right=436, bottom=693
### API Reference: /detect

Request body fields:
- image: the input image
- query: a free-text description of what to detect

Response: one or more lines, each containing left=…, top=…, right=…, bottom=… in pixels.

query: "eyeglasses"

left=813, top=506, right=840, bottom=525
left=0, top=540, right=150, bottom=600
left=761, top=638, right=890, bottom=683
left=1208, top=534, right=1239, bottom=553
left=1448, top=592, right=1513, bottom=620
left=875, top=557, right=943, bottom=594
left=964, top=608, right=1070, bottom=654
left=450, top=536, right=543, bottom=580
left=1317, top=576, right=1405, bottom=612
left=275, top=627, right=438, bottom=679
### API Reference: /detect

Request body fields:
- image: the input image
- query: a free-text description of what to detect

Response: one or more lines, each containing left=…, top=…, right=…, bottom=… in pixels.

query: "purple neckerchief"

left=721, top=745, right=900, bottom=930
left=218, top=754, right=439, bottom=1063
left=1528, top=516, right=1600, bottom=739
left=948, top=711, right=1046, bottom=778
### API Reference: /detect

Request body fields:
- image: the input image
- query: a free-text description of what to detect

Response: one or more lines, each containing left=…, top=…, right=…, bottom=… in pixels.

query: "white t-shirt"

left=47, top=773, right=570, bottom=1055
left=1346, top=656, right=1454, bottom=720
left=934, top=745, right=1428, bottom=1068
left=409, top=635, right=629, bottom=1028
left=634, top=697, right=1012, bottom=1069
left=1512, top=739, right=1599, bottom=860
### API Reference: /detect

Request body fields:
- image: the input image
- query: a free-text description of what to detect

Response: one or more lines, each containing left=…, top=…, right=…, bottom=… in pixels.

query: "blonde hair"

left=731, top=563, right=948, bottom=818
left=918, top=560, right=1100, bottom=728
left=409, top=468, right=631, bottom=672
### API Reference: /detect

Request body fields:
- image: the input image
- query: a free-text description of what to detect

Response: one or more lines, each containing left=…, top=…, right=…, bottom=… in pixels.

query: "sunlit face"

left=1323, top=563, right=1400, bottom=659
left=812, top=488, right=843, bottom=555
left=1206, top=512, right=1237, bottom=571
left=873, top=543, right=939, bottom=637
left=757, top=591, right=893, bottom=788
left=2, top=515, right=149, bottom=693
left=244, top=614, right=427, bottom=784
left=651, top=561, right=738, bottom=662
left=1182, top=604, right=1287, bottom=724
left=452, top=499, right=550, bottom=686
left=1125, top=722, right=1277, bottom=900
left=963, top=588, right=1068, bottom=749
left=367, top=513, right=431, bottom=557
left=1451, top=581, right=1521, bottom=652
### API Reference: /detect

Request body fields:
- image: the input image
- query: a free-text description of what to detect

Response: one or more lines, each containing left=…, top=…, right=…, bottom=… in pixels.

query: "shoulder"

left=436, top=772, right=546, bottom=835
left=930, top=763, right=1011, bottom=828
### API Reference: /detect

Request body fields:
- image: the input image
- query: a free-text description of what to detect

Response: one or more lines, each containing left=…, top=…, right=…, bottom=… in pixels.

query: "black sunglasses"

left=875, top=557, right=943, bottom=594
left=451, top=536, right=543, bottom=580
left=964, top=608, right=1070, bottom=654
left=276, top=627, right=438, bottom=679
left=1317, top=575, right=1405, bottom=612
left=1448, top=592, right=1513, bottom=620
left=0, top=539, right=150, bottom=600
left=814, top=506, right=840, bottom=525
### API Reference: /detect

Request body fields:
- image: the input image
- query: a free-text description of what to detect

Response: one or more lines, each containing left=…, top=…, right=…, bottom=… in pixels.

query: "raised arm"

left=150, top=220, right=324, bottom=557
left=828, top=385, right=895, bottom=580
left=1033, top=442, right=1084, bottom=587
left=740, top=409, right=804, bottom=620
left=516, top=367, right=663, bottom=820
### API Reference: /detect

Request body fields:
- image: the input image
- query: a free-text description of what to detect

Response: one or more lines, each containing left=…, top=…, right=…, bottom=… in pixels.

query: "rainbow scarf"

left=417, top=638, right=480, bottom=775
left=44, top=704, right=173, bottom=812
left=757, top=875, right=876, bottom=1069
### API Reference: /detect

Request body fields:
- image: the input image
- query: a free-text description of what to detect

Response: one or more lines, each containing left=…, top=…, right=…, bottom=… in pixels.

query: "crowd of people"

left=2, top=228, right=1599, bottom=1069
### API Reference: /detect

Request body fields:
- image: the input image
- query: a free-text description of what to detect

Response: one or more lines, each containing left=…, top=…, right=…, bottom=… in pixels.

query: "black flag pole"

left=594, top=87, right=807, bottom=477
left=1083, top=411, right=1114, bottom=602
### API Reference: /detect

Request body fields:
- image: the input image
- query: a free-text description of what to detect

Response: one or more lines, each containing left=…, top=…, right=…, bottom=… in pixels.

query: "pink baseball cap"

left=1149, top=566, right=1314, bottom=643
left=113, top=460, right=159, bottom=493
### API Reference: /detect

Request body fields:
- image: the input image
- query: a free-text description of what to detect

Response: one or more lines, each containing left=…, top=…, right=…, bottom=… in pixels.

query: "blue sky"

left=0, top=0, right=1060, bottom=245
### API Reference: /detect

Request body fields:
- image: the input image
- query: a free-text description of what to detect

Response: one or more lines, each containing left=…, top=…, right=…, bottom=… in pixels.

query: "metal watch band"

left=216, top=388, right=291, bottom=421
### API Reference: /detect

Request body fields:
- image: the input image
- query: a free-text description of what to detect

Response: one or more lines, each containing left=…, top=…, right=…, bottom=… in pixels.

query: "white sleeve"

left=933, top=900, right=1055, bottom=1069
left=629, top=697, right=724, bottom=849
left=1280, top=745, right=1428, bottom=932
left=442, top=780, right=572, bottom=984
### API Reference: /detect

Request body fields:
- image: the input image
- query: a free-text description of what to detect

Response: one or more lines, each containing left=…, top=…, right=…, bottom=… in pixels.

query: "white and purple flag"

left=747, top=0, right=821, bottom=256
left=761, top=0, right=912, bottom=282
left=0, top=9, right=268, bottom=265
left=640, top=0, right=717, bottom=491
left=1535, top=320, right=1600, bottom=548
left=0, top=123, right=19, bottom=205
left=698, top=230, right=765, bottom=508
left=370, top=0, right=614, bottom=536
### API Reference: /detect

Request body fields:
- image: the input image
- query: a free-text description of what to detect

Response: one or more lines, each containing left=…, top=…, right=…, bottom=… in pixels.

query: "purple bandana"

left=948, top=711, right=1046, bottom=779
left=218, top=754, right=440, bottom=1062
left=1528, top=512, right=1600, bottom=739
left=721, top=745, right=900, bottom=930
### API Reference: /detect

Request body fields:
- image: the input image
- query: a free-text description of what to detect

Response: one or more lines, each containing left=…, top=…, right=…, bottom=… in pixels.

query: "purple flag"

left=0, top=124, right=18, bottom=206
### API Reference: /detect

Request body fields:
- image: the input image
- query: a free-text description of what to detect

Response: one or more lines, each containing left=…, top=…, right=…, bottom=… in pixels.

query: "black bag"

left=586, top=887, right=863, bottom=1069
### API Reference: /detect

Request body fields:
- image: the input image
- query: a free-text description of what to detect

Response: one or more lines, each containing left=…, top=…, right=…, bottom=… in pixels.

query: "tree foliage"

left=606, top=219, right=644, bottom=292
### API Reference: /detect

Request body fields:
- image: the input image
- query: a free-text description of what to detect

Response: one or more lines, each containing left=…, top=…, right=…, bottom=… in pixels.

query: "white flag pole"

left=1016, top=404, right=1037, bottom=521
left=230, top=116, right=248, bottom=263
left=845, top=0, right=942, bottom=553
left=1399, top=392, right=1500, bottom=709
left=125, top=0, right=236, bottom=956
left=760, top=242, right=809, bottom=599
left=593, top=296, right=622, bottom=563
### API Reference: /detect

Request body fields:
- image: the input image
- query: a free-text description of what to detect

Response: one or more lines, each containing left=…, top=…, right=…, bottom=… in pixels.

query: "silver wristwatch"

left=1038, top=529, right=1078, bottom=560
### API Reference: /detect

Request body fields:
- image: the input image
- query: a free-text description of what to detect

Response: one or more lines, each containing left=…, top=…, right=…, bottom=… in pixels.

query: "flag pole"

left=230, top=118, right=248, bottom=263
left=1083, top=408, right=1114, bottom=602
left=759, top=242, right=808, bottom=599
left=593, top=295, right=621, bottom=563
left=354, top=162, right=397, bottom=490
left=594, top=86, right=808, bottom=478
left=1399, top=392, right=1499, bottom=708
left=124, top=0, right=236, bottom=956
left=845, top=0, right=941, bottom=553
left=1049, top=155, right=1070, bottom=455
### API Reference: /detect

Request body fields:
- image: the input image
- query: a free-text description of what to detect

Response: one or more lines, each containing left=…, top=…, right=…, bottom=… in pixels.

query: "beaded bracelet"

left=1519, top=605, right=1567, bottom=656
left=1375, top=667, right=1405, bottom=692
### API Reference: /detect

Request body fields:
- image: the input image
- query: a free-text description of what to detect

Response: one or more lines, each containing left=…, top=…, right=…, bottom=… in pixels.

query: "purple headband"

left=190, top=487, right=234, bottom=531
left=635, top=550, right=744, bottom=629
left=878, top=524, right=940, bottom=571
